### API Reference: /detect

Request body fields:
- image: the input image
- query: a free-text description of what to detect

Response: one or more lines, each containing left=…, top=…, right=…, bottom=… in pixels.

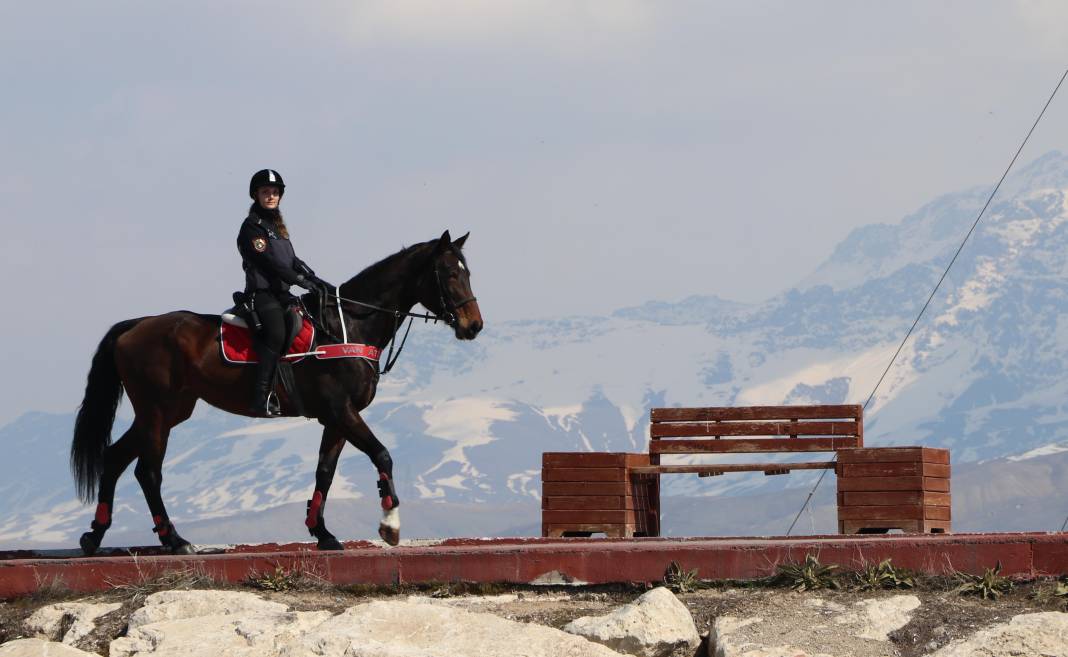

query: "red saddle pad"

left=220, top=315, right=315, bottom=364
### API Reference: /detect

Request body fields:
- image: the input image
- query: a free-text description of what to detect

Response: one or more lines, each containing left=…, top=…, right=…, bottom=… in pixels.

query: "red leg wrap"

left=379, top=473, right=394, bottom=510
left=306, top=490, right=324, bottom=529
left=95, top=503, right=111, bottom=526
left=153, top=515, right=170, bottom=537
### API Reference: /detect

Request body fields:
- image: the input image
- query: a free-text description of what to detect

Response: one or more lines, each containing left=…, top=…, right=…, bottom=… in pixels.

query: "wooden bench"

left=540, top=403, right=952, bottom=537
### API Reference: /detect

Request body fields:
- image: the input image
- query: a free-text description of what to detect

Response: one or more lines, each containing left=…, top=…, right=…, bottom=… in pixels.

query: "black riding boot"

left=250, top=347, right=281, bottom=417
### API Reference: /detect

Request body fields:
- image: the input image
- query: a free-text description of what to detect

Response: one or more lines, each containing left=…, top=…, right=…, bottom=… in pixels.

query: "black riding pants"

left=252, top=292, right=299, bottom=386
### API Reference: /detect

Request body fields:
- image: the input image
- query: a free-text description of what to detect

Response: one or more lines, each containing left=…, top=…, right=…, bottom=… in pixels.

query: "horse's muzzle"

left=454, top=301, right=483, bottom=340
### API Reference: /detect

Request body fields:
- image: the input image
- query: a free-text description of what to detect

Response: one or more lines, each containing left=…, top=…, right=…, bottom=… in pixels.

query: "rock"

left=110, top=590, right=332, bottom=657
left=296, top=599, right=625, bottom=657
left=708, top=616, right=830, bottom=657
left=405, top=593, right=521, bottom=608
left=24, top=602, right=121, bottom=645
left=708, top=595, right=921, bottom=657
left=926, top=612, right=1068, bottom=657
left=124, top=590, right=288, bottom=630
left=0, top=638, right=98, bottom=656
left=563, top=587, right=700, bottom=657
left=107, top=593, right=622, bottom=657
left=111, top=607, right=334, bottom=656
left=708, top=616, right=762, bottom=657
left=531, top=570, right=587, bottom=586
left=834, top=595, right=921, bottom=641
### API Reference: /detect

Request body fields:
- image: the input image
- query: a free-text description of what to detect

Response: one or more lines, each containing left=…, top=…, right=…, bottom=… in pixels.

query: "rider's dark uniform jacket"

left=237, top=208, right=315, bottom=296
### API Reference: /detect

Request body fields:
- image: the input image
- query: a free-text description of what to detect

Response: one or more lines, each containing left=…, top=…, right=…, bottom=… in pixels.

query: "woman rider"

left=238, top=169, right=331, bottom=416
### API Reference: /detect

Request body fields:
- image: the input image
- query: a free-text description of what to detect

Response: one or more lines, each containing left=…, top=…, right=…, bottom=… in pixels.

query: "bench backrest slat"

left=648, top=404, right=863, bottom=468
left=650, top=420, right=859, bottom=438
left=650, top=405, right=861, bottom=423
left=651, top=437, right=861, bottom=454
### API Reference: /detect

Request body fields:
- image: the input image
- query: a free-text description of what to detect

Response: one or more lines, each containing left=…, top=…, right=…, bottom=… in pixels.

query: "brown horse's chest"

left=353, top=377, right=377, bottom=411
left=330, top=359, right=378, bottom=412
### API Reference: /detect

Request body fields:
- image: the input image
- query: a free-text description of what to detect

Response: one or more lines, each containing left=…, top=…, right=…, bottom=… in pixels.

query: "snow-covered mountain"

left=8, top=151, right=1068, bottom=548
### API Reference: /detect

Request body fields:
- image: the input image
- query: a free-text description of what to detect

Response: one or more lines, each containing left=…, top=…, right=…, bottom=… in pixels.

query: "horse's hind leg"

left=304, top=426, right=346, bottom=551
left=79, top=426, right=141, bottom=556
left=133, top=400, right=196, bottom=554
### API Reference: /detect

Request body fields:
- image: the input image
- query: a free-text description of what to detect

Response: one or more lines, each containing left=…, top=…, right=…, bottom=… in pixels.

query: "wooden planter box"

left=541, top=452, right=659, bottom=538
left=836, top=447, right=951, bottom=534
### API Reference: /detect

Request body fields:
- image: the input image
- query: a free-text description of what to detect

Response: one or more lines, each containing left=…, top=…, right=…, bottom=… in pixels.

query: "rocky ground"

left=1, top=570, right=1067, bottom=656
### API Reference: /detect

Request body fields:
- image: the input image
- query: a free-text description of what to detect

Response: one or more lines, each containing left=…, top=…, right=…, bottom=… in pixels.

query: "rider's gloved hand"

left=295, top=273, right=325, bottom=292
left=298, top=275, right=333, bottom=311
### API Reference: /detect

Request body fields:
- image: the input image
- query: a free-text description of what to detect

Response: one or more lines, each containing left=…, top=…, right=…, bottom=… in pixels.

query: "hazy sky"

left=4, top=1, right=1068, bottom=423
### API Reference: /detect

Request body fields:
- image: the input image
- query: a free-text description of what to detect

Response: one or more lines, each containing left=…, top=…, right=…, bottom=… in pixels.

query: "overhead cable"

left=787, top=65, right=1068, bottom=537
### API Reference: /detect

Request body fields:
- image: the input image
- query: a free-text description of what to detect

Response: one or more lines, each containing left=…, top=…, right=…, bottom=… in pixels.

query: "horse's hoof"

left=79, top=532, right=100, bottom=556
left=317, top=536, right=344, bottom=551
left=378, top=524, right=400, bottom=546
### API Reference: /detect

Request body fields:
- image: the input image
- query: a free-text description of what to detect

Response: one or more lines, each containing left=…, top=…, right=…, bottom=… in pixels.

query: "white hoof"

left=378, top=507, right=400, bottom=546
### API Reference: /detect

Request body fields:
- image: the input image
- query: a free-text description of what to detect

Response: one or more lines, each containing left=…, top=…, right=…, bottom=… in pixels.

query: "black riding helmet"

left=249, top=169, right=285, bottom=199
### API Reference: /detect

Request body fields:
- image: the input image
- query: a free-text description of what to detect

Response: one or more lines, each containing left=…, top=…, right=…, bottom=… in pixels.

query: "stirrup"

left=251, top=391, right=282, bottom=417
left=265, top=391, right=281, bottom=417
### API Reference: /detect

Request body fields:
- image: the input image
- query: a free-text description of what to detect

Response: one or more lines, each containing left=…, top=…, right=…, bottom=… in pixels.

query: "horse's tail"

left=70, top=318, right=144, bottom=503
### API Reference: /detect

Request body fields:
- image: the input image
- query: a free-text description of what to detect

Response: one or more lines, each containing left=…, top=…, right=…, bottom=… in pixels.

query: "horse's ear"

left=453, top=232, right=469, bottom=249
left=435, top=230, right=451, bottom=253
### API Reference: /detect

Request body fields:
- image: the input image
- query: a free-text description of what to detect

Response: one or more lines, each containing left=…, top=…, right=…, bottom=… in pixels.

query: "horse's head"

left=420, top=230, right=483, bottom=340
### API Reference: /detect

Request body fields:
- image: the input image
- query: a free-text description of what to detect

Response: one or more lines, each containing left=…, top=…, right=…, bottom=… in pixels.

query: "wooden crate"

left=541, top=452, right=659, bottom=538
left=836, top=447, right=951, bottom=534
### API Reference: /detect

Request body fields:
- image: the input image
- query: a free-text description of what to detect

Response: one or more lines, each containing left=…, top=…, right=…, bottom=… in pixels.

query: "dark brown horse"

left=71, top=231, right=482, bottom=554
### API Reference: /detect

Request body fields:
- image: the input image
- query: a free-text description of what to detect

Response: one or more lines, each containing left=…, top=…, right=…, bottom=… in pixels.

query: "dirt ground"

left=0, top=576, right=1064, bottom=657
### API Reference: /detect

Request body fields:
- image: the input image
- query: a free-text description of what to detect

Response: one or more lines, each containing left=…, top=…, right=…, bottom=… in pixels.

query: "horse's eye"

left=457, top=261, right=467, bottom=272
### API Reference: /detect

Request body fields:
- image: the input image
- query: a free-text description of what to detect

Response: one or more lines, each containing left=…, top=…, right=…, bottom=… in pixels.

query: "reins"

left=301, top=266, right=477, bottom=376
left=328, top=294, right=444, bottom=323
left=298, top=294, right=415, bottom=376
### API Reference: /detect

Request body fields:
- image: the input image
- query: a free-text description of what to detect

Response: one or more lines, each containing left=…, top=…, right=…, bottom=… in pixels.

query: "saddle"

left=219, top=300, right=315, bottom=365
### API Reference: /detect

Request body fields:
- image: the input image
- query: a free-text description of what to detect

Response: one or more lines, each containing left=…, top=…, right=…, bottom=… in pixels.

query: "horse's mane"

left=340, top=240, right=435, bottom=297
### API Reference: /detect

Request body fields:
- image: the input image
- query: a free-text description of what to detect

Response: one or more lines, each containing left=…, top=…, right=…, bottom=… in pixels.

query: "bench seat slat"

left=650, top=436, right=862, bottom=454
left=651, top=405, right=861, bottom=422
left=650, top=421, right=859, bottom=438
left=631, top=461, right=836, bottom=475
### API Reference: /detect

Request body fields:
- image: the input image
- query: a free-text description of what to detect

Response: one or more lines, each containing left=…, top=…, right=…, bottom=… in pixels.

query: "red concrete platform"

left=2, top=533, right=1066, bottom=599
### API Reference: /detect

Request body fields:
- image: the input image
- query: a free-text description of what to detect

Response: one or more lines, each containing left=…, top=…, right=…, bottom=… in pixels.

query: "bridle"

left=308, top=254, right=477, bottom=375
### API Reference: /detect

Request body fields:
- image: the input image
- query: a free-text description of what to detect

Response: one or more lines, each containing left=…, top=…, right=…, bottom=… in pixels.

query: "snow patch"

left=218, top=418, right=316, bottom=438
left=422, top=398, right=517, bottom=478
left=506, top=470, right=542, bottom=499
left=1007, top=443, right=1068, bottom=462
left=434, top=475, right=468, bottom=490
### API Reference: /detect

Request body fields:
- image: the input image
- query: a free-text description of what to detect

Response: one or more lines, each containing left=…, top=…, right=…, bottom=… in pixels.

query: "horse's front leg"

left=306, top=426, right=346, bottom=550
left=336, top=410, right=401, bottom=546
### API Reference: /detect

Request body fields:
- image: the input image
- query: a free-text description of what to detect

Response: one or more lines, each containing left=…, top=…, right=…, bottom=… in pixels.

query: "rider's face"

left=256, top=185, right=282, bottom=209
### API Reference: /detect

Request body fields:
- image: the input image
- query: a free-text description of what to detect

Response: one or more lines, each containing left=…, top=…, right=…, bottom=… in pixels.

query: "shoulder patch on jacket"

left=252, top=237, right=267, bottom=253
